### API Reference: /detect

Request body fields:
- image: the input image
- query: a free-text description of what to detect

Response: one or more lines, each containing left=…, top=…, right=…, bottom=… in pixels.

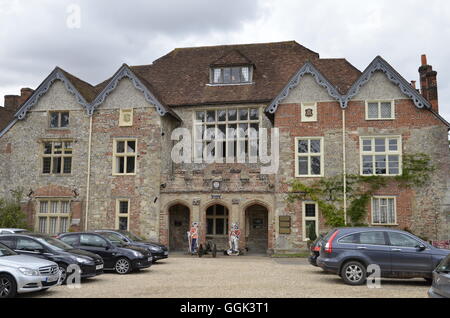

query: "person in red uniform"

left=188, top=222, right=199, bottom=253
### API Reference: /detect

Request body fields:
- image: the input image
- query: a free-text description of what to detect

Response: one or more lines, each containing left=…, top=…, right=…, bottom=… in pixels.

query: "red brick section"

left=419, top=55, right=439, bottom=112
left=275, top=98, right=448, bottom=235
left=34, top=185, right=75, bottom=198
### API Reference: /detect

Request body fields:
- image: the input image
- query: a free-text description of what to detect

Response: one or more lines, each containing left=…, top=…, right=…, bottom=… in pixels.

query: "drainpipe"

left=85, top=115, right=93, bottom=230
left=342, top=109, right=347, bottom=226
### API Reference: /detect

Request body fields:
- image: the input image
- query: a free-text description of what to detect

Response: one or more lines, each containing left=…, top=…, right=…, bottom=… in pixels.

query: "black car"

left=429, top=254, right=450, bottom=298
left=95, top=230, right=168, bottom=262
left=0, top=233, right=104, bottom=284
left=308, top=234, right=325, bottom=267
left=58, top=232, right=152, bottom=274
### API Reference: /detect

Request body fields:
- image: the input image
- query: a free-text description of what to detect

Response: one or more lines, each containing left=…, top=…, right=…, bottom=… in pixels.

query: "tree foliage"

left=0, top=188, right=29, bottom=229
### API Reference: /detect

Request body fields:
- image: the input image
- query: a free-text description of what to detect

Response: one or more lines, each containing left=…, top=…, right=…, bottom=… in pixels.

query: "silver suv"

left=0, top=242, right=60, bottom=298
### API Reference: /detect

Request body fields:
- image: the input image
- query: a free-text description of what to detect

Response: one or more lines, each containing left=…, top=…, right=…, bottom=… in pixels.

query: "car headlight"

left=149, top=246, right=161, bottom=252
left=132, top=251, right=144, bottom=258
left=73, top=256, right=92, bottom=264
left=18, top=267, right=39, bottom=276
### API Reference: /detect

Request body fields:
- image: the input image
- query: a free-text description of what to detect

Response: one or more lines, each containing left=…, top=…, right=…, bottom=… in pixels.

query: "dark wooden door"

left=169, top=205, right=190, bottom=251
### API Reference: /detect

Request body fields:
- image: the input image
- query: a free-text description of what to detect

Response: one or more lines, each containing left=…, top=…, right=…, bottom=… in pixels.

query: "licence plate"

left=148, top=257, right=152, bottom=262
left=96, top=264, right=104, bottom=270
left=45, top=275, right=59, bottom=283
left=164, top=251, right=168, bottom=256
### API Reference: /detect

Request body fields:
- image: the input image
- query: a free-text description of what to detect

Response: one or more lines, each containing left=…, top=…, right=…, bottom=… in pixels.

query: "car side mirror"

left=416, top=244, right=426, bottom=251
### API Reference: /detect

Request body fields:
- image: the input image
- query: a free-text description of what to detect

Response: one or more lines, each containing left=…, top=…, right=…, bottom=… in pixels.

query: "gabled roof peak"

left=210, top=49, right=253, bottom=67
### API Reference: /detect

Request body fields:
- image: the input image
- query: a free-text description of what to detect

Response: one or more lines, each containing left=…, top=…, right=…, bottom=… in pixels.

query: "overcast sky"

left=0, top=0, right=449, bottom=120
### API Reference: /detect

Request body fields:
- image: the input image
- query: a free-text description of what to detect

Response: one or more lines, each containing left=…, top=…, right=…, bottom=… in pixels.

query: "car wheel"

left=341, top=261, right=367, bottom=286
left=0, top=274, right=17, bottom=298
left=114, top=258, right=132, bottom=275
left=58, top=264, right=68, bottom=285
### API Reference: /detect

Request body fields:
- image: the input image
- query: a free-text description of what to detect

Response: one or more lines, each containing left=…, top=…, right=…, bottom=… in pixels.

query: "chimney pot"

left=421, top=54, right=428, bottom=66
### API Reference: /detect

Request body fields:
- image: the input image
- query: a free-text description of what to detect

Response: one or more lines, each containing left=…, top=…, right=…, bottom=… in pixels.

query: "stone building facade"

left=0, top=41, right=449, bottom=254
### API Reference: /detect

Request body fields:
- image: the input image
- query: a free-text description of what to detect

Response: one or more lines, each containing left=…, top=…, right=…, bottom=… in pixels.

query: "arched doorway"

left=245, top=204, right=268, bottom=254
left=205, top=204, right=229, bottom=250
left=169, top=204, right=190, bottom=251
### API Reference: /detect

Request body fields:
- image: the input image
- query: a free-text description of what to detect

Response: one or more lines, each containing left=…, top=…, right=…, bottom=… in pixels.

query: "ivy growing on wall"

left=287, top=153, right=435, bottom=228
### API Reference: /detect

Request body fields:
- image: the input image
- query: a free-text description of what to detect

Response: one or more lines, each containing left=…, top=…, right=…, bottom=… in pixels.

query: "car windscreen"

left=121, top=231, right=144, bottom=242
left=436, top=255, right=450, bottom=273
left=0, top=243, right=17, bottom=256
left=35, top=236, right=74, bottom=251
left=100, top=232, right=127, bottom=247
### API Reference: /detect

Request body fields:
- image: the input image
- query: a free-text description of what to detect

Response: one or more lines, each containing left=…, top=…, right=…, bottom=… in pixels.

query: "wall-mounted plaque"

left=279, top=216, right=291, bottom=235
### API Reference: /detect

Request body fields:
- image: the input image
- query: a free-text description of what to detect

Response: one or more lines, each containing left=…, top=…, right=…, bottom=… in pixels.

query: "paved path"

left=23, top=255, right=430, bottom=298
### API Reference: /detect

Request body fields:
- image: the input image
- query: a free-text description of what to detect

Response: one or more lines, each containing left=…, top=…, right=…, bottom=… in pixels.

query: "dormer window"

left=211, top=66, right=252, bottom=84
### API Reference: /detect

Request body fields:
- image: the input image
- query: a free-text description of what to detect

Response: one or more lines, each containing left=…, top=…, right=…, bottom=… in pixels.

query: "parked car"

left=0, top=229, right=29, bottom=234
left=428, top=254, right=450, bottom=298
left=316, top=228, right=450, bottom=285
left=0, top=233, right=104, bottom=284
left=0, top=242, right=60, bottom=298
left=308, top=234, right=326, bottom=267
left=95, top=230, right=169, bottom=262
left=58, top=232, right=152, bottom=274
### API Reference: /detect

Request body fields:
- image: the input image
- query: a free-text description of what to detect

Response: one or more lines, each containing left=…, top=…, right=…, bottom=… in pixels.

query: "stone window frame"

left=112, top=138, right=138, bottom=176
left=360, top=136, right=402, bottom=176
left=365, top=100, right=395, bottom=121
left=294, top=137, right=324, bottom=178
left=115, top=199, right=130, bottom=231
left=209, top=66, right=253, bottom=85
left=302, top=201, right=319, bottom=241
left=206, top=205, right=229, bottom=237
left=48, top=111, right=70, bottom=129
left=193, top=107, right=262, bottom=162
left=41, top=139, right=73, bottom=175
left=119, top=109, right=133, bottom=127
left=36, top=199, right=71, bottom=235
left=301, top=102, right=318, bottom=123
left=371, top=196, right=398, bottom=226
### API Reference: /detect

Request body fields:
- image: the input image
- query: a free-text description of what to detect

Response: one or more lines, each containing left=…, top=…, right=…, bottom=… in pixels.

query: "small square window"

left=49, top=112, right=70, bottom=128
left=366, top=101, right=394, bottom=120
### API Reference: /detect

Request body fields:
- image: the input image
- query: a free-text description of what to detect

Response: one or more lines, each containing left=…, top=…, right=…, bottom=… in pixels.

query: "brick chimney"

left=3, top=87, right=34, bottom=111
left=419, top=54, right=438, bottom=111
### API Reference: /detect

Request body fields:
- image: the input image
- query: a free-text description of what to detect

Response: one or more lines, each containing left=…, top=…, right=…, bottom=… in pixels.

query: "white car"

left=0, top=228, right=28, bottom=234
left=0, top=242, right=60, bottom=298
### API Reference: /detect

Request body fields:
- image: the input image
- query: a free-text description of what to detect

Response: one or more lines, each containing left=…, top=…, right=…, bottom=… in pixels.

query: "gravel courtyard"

left=24, top=255, right=430, bottom=298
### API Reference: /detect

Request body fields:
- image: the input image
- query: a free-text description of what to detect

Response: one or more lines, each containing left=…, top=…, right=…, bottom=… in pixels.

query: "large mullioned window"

left=42, top=140, right=73, bottom=175
left=37, top=200, right=71, bottom=235
left=360, top=136, right=401, bottom=176
left=295, top=137, right=324, bottom=177
left=194, top=108, right=260, bottom=161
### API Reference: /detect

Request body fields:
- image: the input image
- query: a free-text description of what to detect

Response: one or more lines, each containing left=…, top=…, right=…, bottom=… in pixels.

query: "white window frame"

left=36, top=199, right=71, bottom=235
left=360, top=136, right=402, bottom=176
left=209, top=66, right=253, bottom=85
left=295, top=137, right=324, bottom=178
left=193, top=107, right=262, bottom=162
left=302, top=201, right=319, bottom=241
left=365, top=100, right=395, bottom=120
left=112, top=138, right=137, bottom=176
left=371, top=196, right=398, bottom=226
left=301, top=102, right=318, bottom=123
left=115, top=199, right=130, bottom=231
